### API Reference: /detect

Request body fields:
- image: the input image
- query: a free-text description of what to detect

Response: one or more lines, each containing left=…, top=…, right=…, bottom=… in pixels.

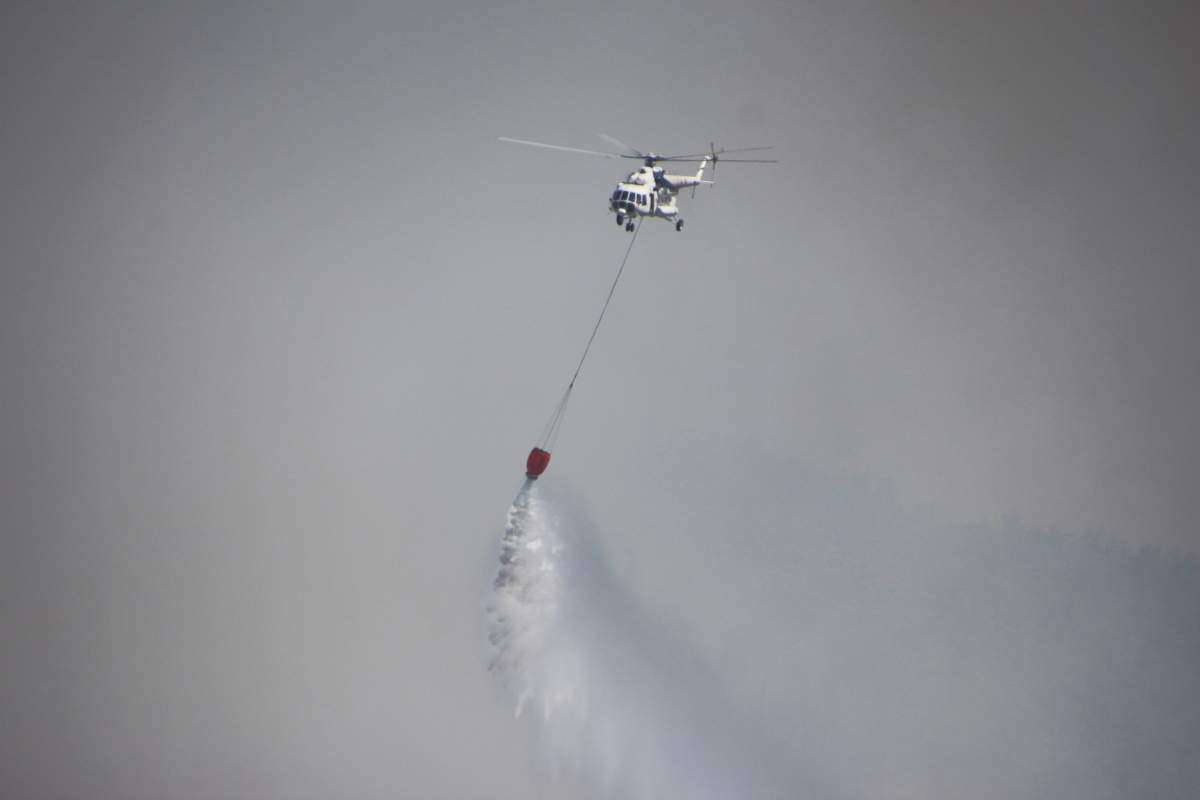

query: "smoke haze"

left=2, top=2, right=1199, bottom=798
left=591, top=440, right=1200, bottom=800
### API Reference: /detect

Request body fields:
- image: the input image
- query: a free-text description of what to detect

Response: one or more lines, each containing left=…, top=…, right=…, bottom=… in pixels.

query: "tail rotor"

left=692, top=142, right=716, bottom=200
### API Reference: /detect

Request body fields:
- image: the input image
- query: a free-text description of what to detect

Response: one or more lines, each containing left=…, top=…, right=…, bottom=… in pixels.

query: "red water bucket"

left=526, top=447, right=551, bottom=478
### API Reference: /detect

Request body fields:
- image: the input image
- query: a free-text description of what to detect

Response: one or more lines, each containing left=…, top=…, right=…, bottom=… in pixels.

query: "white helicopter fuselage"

left=609, top=159, right=708, bottom=231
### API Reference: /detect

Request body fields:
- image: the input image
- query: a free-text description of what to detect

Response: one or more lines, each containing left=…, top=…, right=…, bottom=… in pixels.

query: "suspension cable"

left=536, top=222, right=642, bottom=449
left=569, top=221, right=641, bottom=390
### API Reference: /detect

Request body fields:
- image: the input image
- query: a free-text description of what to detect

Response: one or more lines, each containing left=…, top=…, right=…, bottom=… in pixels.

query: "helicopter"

left=499, top=134, right=776, bottom=232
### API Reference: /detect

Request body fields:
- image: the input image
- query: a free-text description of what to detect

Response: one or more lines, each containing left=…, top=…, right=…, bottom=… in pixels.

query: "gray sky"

left=2, top=2, right=1198, bottom=798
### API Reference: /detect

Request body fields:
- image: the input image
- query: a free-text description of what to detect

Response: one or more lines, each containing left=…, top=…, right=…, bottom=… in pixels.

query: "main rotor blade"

left=716, top=146, right=774, bottom=155
left=662, top=145, right=775, bottom=160
left=654, top=156, right=778, bottom=164
left=597, top=133, right=645, bottom=158
left=498, top=137, right=619, bottom=158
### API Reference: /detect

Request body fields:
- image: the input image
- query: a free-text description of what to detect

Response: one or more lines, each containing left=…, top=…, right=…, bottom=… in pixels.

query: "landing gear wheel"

left=675, top=219, right=684, bottom=232
left=616, top=213, right=625, bottom=226
left=626, top=221, right=635, bottom=232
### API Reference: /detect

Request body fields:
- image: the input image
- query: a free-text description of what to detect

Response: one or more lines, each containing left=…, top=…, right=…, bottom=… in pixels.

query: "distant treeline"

left=632, top=440, right=1200, bottom=800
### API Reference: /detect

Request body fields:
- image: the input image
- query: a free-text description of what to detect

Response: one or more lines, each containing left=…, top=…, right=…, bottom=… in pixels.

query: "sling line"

left=538, top=222, right=641, bottom=449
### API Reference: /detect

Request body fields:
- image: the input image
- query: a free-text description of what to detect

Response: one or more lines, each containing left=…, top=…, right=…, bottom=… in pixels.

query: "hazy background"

left=2, top=2, right=1198, bottom=798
